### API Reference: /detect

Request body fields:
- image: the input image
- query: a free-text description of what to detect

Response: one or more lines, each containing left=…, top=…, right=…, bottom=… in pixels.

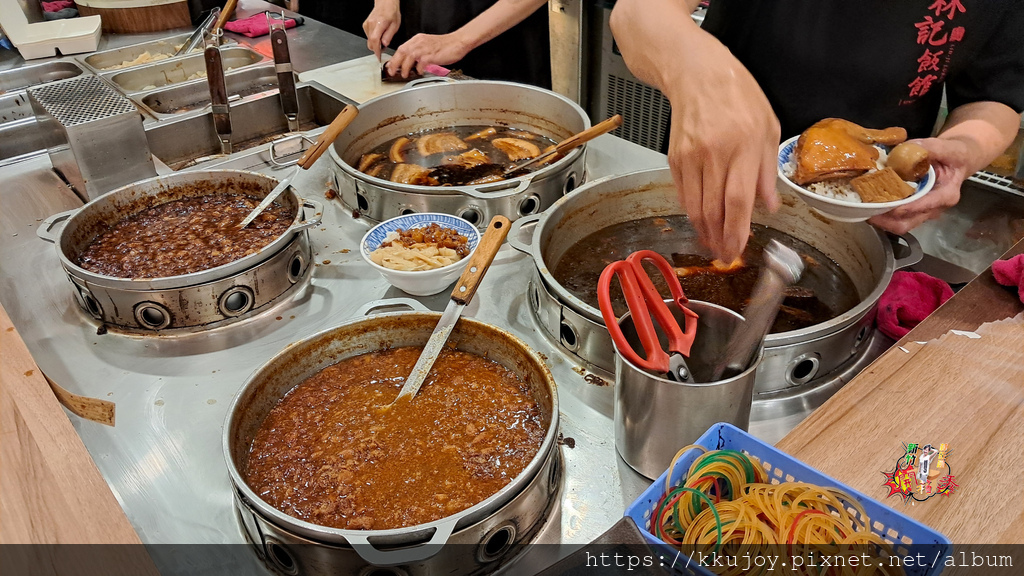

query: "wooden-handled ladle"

left=238, top=104, right=358, bottom=229
left=502, top=114, right=623, bottom=177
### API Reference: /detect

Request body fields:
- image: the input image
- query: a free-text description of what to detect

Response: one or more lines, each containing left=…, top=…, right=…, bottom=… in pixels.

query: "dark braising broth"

left=552, top=217, right=861, bottom=333
left=357, top=125, right=558, bottom=186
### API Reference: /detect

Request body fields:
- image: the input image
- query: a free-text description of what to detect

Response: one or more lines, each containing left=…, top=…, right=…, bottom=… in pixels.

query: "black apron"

left=401, top=0, right=551, bottom=88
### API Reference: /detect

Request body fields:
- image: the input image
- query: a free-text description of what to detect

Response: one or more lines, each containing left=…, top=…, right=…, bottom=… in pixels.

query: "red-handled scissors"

left=598, top=250, right=699, bottom=381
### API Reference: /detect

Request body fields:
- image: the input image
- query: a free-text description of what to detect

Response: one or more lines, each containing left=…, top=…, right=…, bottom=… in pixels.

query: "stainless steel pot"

left=37, top=170, right=322, bottom=333
left=328, top=80, right=589, bottom=227
left=509, top=168, right=921, bottom=389
left=224, top=305, right=561, bottom=575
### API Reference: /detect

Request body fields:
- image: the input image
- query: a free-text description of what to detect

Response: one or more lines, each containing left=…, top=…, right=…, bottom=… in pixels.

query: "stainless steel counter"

left=0, top=129, right=673, bottom=554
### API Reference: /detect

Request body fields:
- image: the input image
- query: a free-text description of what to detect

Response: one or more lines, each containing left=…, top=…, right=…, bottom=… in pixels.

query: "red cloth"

left=42, top=1, right=74, bottom=11
left=223, top=14, right=299, bottom=38
left=992, top=253, right=1024, bottom=304
left=877, top=271, right=954, bottom=339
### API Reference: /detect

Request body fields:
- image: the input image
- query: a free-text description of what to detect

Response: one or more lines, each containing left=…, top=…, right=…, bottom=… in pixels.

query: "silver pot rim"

left=517, top=168, right=899, bottom=348
left=42, top=169, right=321, bottom=291
left=328, top=80, right=588, bottom=199
left=222, top=310, right=560, bottom=547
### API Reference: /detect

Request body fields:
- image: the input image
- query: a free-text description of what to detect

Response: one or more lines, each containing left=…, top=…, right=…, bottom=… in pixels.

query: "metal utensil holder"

left=28, top=75, right=156, bottom=201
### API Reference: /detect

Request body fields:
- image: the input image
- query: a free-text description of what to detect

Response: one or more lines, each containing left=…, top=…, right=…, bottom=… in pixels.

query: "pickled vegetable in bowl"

left=361, top=213, right=481, bottom=296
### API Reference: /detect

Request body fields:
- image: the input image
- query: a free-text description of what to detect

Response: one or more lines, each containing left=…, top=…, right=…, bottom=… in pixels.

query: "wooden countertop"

left=1, top=304, right=160, bottom=573
left=778, top=239, right=1024, bottom=544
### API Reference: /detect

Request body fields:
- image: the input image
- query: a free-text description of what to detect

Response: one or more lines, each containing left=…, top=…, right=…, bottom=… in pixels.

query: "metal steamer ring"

left=69, top=231, right=313, bottom=334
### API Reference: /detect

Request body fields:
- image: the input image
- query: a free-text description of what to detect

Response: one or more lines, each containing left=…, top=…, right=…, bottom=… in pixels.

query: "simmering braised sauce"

left=357, top=125, right=559, bottom=186
left=552, top=217, right=860, bottom=333
left=245, top=347, right=545, bottom=530
left=77, top=194, right=291, bottom=279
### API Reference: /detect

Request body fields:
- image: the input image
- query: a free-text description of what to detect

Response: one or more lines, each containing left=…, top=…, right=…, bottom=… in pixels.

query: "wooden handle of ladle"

left=297, top=104, right=358, bottom=169
left=214, top=0, right=238, bottom=32
left=551, top=114, right=622, bottom=157
left=450, top=216, right=512, bottom=305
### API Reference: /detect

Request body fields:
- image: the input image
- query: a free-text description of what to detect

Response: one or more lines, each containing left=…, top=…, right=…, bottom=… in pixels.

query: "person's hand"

left=363, top=0, right=401, bottom=61
left=386, top=32, right=470, bottom=78
left=662, top=43, right=781, bottom=262
left=868, top=137, right=970, bottom=234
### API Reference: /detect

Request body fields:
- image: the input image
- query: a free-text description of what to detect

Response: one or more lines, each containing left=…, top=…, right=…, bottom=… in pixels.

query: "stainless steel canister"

left=613, top=300, right=763, bottom=479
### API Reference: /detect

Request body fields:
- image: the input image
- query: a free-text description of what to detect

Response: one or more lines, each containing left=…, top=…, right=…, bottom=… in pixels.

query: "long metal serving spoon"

left=393, top=215, right=512, bottom=403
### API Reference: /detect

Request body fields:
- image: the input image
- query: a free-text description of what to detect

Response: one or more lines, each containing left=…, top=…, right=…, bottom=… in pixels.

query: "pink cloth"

left=223, top=14, right=298, bottom=38
left=42, top=1, right=74, bottom=11
left=877, top=271, right=954, bottom=339
left=992, top=254, right=1024, bottom=304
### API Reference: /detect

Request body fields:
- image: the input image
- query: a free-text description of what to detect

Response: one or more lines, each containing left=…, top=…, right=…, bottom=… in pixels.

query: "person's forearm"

left=609, top=0, right=708, bottom=93
left=938, top=101, right=1020, bottom=175
left=454, top=0, right=549, bottom=53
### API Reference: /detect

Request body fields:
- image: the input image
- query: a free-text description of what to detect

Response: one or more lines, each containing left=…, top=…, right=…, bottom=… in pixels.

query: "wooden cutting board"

left=298, top=54, right=409, bottom=104
left=778, top=239, right=1024, bottom=544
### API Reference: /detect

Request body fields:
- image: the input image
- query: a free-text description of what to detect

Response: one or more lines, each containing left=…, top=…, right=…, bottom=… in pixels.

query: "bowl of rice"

left=361, top=213, right=481, bottom=296
left=777, top=135, right=936, bottom=222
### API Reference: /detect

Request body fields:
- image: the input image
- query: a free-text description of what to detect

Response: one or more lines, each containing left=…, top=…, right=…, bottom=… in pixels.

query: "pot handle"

left=889, top=231, right=923, bottom=270
left=508, top=214, right=542, bottom=254
left=405, top=76, right=456, bottom=89
left=465, top=174, right=533, bottom=199
left=268, top=133, right=317, bottom=168
left=354, top=298, right=429, bottom=317
left=36, top=208, right=77, bottom=244
left=346, top=516, right=458, bottom=566
left=292, top=199, right=325, bottom=232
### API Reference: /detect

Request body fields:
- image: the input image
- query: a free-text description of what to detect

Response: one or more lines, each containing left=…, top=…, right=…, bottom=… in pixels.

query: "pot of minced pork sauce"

left=35, top=170, right=323, bottom=333
left=224, top=309, right=561, bottom=575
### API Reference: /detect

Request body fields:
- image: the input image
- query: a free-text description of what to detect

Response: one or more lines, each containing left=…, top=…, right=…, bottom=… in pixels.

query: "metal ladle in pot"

left=708, top=239, right=804, bottom=381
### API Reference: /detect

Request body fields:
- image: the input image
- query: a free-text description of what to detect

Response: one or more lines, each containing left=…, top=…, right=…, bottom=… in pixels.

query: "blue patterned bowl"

left=777, top=135, right=936, bottom=222
left=360, top=213, right=480, bottom=296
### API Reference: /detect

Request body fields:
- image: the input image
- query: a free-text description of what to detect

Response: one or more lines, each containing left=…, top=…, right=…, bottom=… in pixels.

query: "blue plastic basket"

left=624, top=423, right=952, bottom=576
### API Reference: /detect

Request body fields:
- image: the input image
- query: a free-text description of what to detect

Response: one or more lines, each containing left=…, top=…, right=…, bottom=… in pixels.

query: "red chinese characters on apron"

left=902, top=0, right=968, bottom=104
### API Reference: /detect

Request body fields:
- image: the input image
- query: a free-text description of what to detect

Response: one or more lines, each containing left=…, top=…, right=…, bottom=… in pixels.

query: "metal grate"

left=604, top=74, right=672, bottom=152
left=968, top=171, right=1023, bottom=197
left=28, top=75, right=137, bottom=127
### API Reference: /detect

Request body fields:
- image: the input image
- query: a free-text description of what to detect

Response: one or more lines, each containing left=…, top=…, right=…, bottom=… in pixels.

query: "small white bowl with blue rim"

left=361, top=213, right=481, bottom=296
left=777, top=135, right=936, bottom=222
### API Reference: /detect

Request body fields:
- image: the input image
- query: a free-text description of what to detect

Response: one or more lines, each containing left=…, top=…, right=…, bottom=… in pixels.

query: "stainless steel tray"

left=105, top=46, right=266, bottom=94
left=136, top=67, right=287, bottom=118
left=78, top=33, right=237, bottom=74
left=0, top=61, right=86, bottom=93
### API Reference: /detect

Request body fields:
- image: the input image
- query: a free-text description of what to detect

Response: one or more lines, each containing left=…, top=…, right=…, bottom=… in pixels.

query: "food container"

left=624, top=423, right=952, bottom=576
left=360, top=213, right=481, bottom=296
left=329, top=80, right=590, bottom=226
left=78, top=32, right=222, bottom=73
left=36, top=170, right=321, bottom=333
left=778, top=136, right=936, bottom=222
left=614, top=300, right=761, bottom=479
left=224, top=307, right=561, bottom=575
left=105, top=47, right=266, bottom=94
